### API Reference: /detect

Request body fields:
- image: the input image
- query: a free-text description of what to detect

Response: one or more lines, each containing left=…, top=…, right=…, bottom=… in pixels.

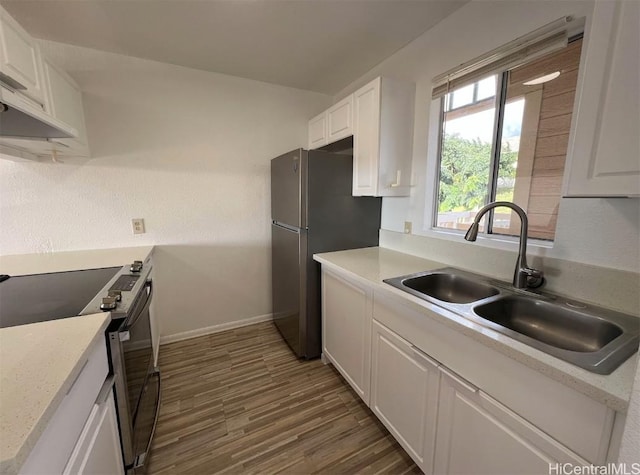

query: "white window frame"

left=421, top=97, right=554, bottom=256
left=420, top=27, right=587, bottom=255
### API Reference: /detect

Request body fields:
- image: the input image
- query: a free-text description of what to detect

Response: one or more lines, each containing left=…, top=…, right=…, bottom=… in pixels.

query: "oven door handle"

left=133, top=369, right=162, bottom=470
left=146, top=370, right=161, bottom=460
left=125, top=279, right=153, bottom=331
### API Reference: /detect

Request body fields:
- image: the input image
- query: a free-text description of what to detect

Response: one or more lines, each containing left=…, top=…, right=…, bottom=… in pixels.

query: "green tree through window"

left=438, top=134, right=517, bottom=213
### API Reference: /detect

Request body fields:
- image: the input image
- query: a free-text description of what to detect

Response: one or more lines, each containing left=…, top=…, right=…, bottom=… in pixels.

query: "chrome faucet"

left=464, top=201, right=544, bottom=289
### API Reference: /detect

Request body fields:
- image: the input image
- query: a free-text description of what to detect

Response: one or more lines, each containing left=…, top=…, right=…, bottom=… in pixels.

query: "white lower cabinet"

left=434, top=367, right=587, bottom=475
left=318, top=265, right=618, bottom=474
left=321, top=268, right=372, bottom=404
left=371, top=318, right=590, bottom=474
left=64, top=389, right=124, bottom=475
left=20, top=339, right=109, bottom=474
left=370, top=320, right=439, bottom=473
left=20, top=338, right=124, bottom=474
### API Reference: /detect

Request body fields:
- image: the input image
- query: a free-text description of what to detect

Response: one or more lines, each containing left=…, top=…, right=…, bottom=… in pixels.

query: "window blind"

left=432, top=16, right=574, bottom=99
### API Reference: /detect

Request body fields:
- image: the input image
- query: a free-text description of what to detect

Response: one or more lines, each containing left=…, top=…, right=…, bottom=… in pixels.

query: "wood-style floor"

left=147, top=321, right=419, bottom=474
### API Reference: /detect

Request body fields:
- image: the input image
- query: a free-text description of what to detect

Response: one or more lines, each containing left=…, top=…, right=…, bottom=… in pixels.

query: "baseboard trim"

left=160, top=313, right=274, bottom=345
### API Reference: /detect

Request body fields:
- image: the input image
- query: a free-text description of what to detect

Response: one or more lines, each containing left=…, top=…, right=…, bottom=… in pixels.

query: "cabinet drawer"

left=20, top=337, right=109, bottom=474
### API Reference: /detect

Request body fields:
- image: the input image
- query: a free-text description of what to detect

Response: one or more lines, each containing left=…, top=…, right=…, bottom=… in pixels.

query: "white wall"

left=0, top=41, right=330, bottom=338
left=334, top=0, right=640, bottom=274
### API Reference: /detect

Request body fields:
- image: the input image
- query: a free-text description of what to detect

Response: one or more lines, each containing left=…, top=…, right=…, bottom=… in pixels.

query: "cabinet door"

left=353, top=77, right=414, bottom=197
left=370, top=320, right=439, bottom=474
left=563, top=0, right=640, bottom=197
left=64, top=390, right=125, bottom=475
left=353, top=77, right=381, bottom=196
left=376, top=77, right=414, bottom=197
left=0, top=6, right=46, bottom=104
left=43, top=58, right=88, bottom=152
left=327, top=94, right=354, bottom=143
left=308, top=112, right=327, bottom=149
left=434, top=368, right=587, bottom=475
left=321, top=268, right=372, bottom=404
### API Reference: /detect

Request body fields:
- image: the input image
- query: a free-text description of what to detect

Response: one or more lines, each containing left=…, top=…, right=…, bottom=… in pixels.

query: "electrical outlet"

left=132, top=218, right=145, bottom=235
left=404, top=221, right=412, bottom=234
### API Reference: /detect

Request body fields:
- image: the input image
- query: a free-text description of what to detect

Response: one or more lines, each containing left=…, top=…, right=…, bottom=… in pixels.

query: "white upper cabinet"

left=353, top=77, right=415, bottom=197
left=307, top=76, right=414, bottom=196
left=43, top=57, right=90, bottom=154
left=308, top=95, right=353, bottom=150
left=308, top=111, right=328, bottom=149
left=0, top=5, right=46, bottom=105
left=563, top=0, right=640, bottom=197
left=0, top=4, right=90, bottom=160
left=327, top=94, right=354, bottom=144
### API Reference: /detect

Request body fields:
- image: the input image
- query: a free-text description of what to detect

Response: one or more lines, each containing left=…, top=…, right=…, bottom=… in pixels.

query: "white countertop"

left=314, top=247, right=637, bottom=412
left=0, top=313, right=111, bottom=474
left=0, top=246, right=154, bottom=276
left=0, top=245, right=154, bottom=472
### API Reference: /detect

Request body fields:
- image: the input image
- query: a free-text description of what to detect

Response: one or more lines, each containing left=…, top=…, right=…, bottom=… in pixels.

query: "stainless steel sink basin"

left=401, top=273, right=499, bottom=304
left=384, top=267, right=640, bottom=374
left=474, top=296, right=622, bottom=353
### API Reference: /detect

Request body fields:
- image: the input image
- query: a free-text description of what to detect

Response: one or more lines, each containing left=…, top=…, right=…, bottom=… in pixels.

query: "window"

left=434, top=36, right=583, bottom=241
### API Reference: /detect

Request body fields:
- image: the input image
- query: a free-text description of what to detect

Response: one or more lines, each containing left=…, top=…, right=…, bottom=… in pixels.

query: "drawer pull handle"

left=96, top=375, right=116, bottom=405
left=66, top=359, right=88, bottom=395
left=440, top=367, right=479, bottom=393
left=410, top=344, right=439, bottom=367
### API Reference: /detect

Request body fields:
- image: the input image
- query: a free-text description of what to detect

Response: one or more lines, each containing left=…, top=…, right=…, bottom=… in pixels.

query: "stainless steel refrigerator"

left=271, top=148, right=382, bottom=359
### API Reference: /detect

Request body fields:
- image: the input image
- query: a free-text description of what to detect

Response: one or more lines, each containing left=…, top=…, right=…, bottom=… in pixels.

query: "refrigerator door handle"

left=272, top=221, right=303, bottom=233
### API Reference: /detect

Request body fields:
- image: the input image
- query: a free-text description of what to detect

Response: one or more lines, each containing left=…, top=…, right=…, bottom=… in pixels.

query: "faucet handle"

left=523, top=267, right=544, bottom=289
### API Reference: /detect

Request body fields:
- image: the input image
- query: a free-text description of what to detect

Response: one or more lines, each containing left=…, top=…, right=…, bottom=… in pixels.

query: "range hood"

left=0, top=84, right=76, bottom=139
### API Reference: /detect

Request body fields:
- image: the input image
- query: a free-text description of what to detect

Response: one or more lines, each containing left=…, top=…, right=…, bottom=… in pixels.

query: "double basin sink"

left=384, top=268, right=639, bottom=374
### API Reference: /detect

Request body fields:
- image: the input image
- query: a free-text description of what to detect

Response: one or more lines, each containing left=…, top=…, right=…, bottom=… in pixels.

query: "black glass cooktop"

left=0, top=267, right=121, bottom=329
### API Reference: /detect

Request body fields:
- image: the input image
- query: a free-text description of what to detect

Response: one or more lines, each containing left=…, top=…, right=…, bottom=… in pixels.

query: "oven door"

left=123, top=278, right=154, bottom=418
left=110, top=278, right=161, bottom=472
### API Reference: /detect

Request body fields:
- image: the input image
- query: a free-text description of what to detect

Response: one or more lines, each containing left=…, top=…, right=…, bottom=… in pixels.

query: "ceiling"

left=1, top=0, right=467, bottom=95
